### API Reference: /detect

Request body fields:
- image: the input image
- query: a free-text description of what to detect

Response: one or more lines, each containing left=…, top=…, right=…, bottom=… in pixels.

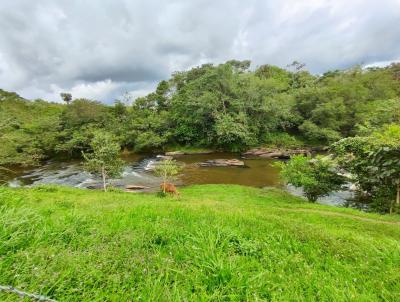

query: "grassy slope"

left=0, top=185, right=399, bottom=302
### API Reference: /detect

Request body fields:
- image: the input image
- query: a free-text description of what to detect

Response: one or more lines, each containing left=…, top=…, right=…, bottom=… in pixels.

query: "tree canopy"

left=332, top=124, right=400, bottom=213
left=1, top=61, right=399, bottom=165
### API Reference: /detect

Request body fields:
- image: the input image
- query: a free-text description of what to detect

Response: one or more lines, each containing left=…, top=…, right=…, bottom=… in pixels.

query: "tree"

left=279, top=155, right=346, bottom=202
left=332, top=124, right=400, bottom=213
left=213, top=113, right=256, bottom=151
left=82, top=132, right=123, bottom=192
left=60, top=92, right=72, bottom=105
left=1, top=59, right=400, bottom=167
left=153, top=159, right=180, bottom=193
left=61, top=98, right=106, bottom=128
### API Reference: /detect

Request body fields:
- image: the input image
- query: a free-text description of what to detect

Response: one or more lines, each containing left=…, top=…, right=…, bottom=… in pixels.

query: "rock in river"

left=243, top=148, right=311, bottom=159
left=125, top=185, right=150, bottom=190
left=156, top=155, right=173, bottom=160
left=165, top=151, right=185, bottom=156
left=198, top=159, right=245, bottom=167
left=165, top=150, right=214, bottom=156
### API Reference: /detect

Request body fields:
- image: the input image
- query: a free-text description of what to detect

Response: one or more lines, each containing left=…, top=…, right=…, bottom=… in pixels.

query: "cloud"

left=364, top=59, right=400, bottom=69
left=0, top=0, right=399, bottom=102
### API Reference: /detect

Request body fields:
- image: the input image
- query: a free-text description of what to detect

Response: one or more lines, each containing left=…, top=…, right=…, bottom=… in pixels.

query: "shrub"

left=278, top=155, right=346, bottom=202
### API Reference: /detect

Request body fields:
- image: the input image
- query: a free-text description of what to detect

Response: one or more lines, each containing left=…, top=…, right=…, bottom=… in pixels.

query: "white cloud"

left=66, top=80, right=120, bottom=101
left=364, top=59, right=400, bottom=69
left=0, top=0, right=399, bottom=102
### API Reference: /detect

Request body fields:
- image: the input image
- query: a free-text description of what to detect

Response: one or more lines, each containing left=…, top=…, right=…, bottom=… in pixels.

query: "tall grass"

left=1, top=185, right=399, bottom=301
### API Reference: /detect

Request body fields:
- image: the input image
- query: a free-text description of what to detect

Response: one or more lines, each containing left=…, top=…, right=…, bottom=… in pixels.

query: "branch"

left=0, top=285, right=59, bottom=302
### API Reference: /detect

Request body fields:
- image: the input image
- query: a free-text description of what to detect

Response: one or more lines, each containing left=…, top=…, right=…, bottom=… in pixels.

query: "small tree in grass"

left=279, top=155, right=346, bottom=202
left=154, top=159, right=180, bottom=194
left=82, top=132, right=123, bottom=192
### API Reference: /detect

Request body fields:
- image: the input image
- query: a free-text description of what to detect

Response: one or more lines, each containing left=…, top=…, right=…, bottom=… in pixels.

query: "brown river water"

left=2, top=153, right=351, bottom=206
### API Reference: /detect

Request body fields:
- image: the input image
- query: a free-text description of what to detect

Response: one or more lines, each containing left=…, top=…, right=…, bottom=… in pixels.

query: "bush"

left=299, top=121, right=342, bottom=143
left=278, top=155, right=346, bottom=202
left=332, top=124, right=400, bottom=213
left=263, top=132, right=304, bottom=148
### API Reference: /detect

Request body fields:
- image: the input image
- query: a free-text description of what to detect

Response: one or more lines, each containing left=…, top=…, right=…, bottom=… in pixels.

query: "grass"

left=0, top=184, right=399, bottom=302
left=262, top=132, right=323, bottom=149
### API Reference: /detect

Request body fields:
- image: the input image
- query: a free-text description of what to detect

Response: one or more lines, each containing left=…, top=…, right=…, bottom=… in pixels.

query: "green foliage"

left=263, top=132, right=305, bottom=148
left=213, top=113, right=256, bottom=151
left=279, top=155, right=346, bottom=202
left=60, top=92, right=72, bottom=105
left=153, top=159, right=181, bottom=191
left=0, top=90, right=63, bottom=165
left=82, top=132, right=123, bottom=192
left=0, top=185, right=399, bottom=301
left=56, top=99, right=109, bottom=155
left=353, top=99, right=400, bottom=136
left=299, top=120, right=342, bottom=143
left=1, top=61, right=400, bottom=164
left=61, top=98, right=106, bottom=128
left=332, top=124, right=400, bottom=213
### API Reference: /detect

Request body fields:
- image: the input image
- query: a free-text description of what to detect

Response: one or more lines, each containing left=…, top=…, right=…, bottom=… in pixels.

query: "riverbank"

left=1, top=185, right=399, bottom=301
left=163, top=144, right=325, bottom=158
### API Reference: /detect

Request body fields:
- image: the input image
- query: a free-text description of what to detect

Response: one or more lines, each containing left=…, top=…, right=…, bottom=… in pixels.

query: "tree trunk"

left=102, top=166, right=107, bottom=192
left=393, top=184, right=400, bottom=214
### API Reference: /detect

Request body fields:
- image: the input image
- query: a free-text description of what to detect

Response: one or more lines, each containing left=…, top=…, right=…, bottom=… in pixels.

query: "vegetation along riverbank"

left=1, top=61, right=399, bottom=167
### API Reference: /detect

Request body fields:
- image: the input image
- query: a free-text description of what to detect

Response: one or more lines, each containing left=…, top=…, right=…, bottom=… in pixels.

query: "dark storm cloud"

left=0, top=0, right=399, bottom=102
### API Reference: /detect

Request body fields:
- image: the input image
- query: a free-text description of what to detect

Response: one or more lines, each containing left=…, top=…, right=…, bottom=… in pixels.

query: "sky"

left=0, top=0, right=399, bottom=103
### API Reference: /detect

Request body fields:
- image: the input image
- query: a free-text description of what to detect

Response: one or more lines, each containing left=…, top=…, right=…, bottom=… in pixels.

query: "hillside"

left=0, top=89, right=64, bottom=165
left=1, top=185, right=399, bottom=301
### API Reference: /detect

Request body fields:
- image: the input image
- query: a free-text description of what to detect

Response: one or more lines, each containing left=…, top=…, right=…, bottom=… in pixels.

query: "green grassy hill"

left=1, top=185, right=399, bottom=301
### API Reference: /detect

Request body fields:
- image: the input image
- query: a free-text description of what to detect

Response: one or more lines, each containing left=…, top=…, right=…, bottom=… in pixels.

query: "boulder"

left=156, top=155, right=173, bottom=160
left=165, top=150, right=214, bottom=156
left=165, top=151, right=185, bottom=156
left=86, top=184, right=103, bottom=190
left=125, top=185, right=150, bottom=190
left=243, top=148, right=311, bottom=159
left=198, top=159, right=245, bottom=167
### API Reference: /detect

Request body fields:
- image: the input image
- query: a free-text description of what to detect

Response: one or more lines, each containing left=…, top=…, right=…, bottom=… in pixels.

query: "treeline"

left=1, top=60, right=399, bottom=166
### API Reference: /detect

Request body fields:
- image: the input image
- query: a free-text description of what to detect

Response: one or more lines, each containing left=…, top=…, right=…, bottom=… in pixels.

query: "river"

left=2, top=153, right=352, bottom=206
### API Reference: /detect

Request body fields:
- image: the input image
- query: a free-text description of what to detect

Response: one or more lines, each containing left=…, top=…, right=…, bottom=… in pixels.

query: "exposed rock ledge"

left=165, top=150, right=213, bottom=156
left=198, top=159, right=245, bottom=167
left=243, top=148, right=311, bottom=159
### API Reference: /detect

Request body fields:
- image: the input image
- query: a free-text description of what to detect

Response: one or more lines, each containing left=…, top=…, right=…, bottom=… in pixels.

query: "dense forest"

left=1, top=60, right=400, bottom=166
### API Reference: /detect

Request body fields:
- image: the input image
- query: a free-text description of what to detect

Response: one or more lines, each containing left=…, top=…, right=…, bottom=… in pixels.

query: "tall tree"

left=60, top=92, right=72, bottom=105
